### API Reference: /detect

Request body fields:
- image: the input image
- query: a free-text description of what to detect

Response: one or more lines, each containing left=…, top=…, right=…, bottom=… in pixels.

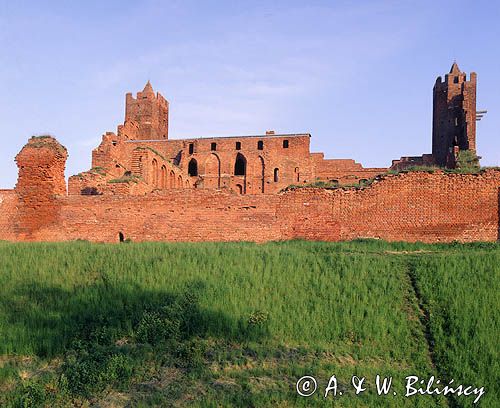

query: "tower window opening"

left=274, top=168, right=279, bottom=182
left=211, top=142, right=217, bottom=151
left=235, top=141, right=241, bottom=150
left=189, top=143, right=194, bottom=154
left=283, top=140, right=289, bottom=148
left=257, top=140, right=264, bottom=150
left=454, top=76, right=459, bottom=84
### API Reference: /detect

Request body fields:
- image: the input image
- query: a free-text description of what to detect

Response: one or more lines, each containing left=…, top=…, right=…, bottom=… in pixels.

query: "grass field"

left=0, top=240, right=497, bottom=407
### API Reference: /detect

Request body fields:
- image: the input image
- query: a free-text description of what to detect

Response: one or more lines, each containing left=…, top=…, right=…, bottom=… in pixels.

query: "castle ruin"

left=0, top=62, right=498, bottom=243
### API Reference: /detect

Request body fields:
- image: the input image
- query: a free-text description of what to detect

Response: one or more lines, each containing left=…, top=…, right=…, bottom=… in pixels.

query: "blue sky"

left=0, top=0, right=498, bottom=188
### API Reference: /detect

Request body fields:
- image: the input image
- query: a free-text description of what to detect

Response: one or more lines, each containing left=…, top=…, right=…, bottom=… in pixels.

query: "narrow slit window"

left=257, top=140, right=264, bottom=150
left=283, top=140, right=289, bottom=148
left=211, top=142, right=217, bottom=151
left=235, top=141, right=241, bottom=150
left=189, top=143, right=194, bottom=154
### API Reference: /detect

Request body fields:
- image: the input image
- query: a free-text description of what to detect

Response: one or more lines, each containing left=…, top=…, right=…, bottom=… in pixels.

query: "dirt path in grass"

left=402, top=256, right=453, bottom=408
left=404, top=258, right=437, bottom=370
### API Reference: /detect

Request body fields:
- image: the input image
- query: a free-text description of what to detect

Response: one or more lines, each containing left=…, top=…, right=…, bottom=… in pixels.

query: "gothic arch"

left=169, top=170, right=175, bottom=189
left=152, top=159, right=158, bottom=186
left=188, top=158, right=198, bottom=176
left=161, top=165, right=168, bottom=188
left=234, top=153, right=246, bottom=176
left=205, top=153, right=221, bottom=188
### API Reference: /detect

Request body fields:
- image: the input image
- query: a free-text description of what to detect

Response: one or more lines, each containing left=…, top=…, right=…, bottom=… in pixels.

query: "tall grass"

left=1, top=241, right=427, bottom=359
left=0, top=240, right=496, bottom=406
left=411, top=251, right=500, bottom=407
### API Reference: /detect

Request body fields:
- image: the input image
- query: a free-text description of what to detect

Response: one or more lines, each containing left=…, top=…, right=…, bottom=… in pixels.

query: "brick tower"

left=124, top=81, right=169, bottom=140
left=432, top=62, right=477, bottom=167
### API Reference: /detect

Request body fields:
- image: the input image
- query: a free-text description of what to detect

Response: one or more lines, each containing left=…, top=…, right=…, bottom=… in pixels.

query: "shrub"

left=136, top=310, right=180, bottom=345
left=452, top=149, right=481, bottom=173
left=15, top=381, right=47, bottom=408
left=62, top=345, right=134, bottom=397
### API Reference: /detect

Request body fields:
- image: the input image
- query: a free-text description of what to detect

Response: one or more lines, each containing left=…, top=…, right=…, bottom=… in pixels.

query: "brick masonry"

left=1, top=162, right=499, bottom=243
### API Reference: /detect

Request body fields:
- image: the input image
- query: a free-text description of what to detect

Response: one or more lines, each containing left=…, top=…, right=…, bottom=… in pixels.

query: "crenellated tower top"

left=122, top=81, right=169, bottom=140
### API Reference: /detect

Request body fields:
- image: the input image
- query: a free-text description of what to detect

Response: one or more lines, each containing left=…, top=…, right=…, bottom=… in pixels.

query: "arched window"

left=188, top=158, right=198, bottom=176
left=119, top=232, right=125, bottom=242
left=236, top=184, right=243, bottom=194
left=274, top=168, right=279, bottom=182
left=257, top=140, right=264, bottom=150
left=152, top=159, right=158, bottom=186
left=169, top=170, right=175, bottom=189
left=160, top=165, right=167, bottom=188
left=234, top=153, right=246, bottom=176
left=178, top=175, right=182, bottom=188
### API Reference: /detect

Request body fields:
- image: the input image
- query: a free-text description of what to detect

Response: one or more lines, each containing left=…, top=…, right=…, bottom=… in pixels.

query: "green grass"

left=409, top=251, right=500, bottom=407
left=0, top=240, right=497, bottom=406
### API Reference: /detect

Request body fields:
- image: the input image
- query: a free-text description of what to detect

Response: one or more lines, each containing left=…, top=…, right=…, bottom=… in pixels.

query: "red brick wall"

left=280, top=170, right=499, bottom=242
left=311, top=154, right=386, bottom=183
left=3, top=170, right=498, bottom=243
left=34, top=191, right=281, bottom=243
left=13, top=137, right=67, bottom=239
left=0, top=190, right=17, bottom=241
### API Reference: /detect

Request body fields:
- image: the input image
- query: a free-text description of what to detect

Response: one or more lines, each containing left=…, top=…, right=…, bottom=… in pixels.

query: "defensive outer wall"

left=0, top=138, right=498, bottom=243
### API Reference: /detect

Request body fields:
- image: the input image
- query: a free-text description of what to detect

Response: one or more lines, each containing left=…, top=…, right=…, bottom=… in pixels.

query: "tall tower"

left=432, top=62, right=477, bottom=167
left=123, top=81, right=169, bottom=140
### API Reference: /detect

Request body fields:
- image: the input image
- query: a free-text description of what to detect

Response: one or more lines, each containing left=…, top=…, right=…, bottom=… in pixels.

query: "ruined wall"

left=280, top=170, right=499, bottom=242
left=91, top=134, right=316, bottom=195
left=89, top=132, right=390, bottom=196
left=33, top=191, right=281, bottom=243
left=4, top=170, right=498, bottom=243
left=0, top=190, right=17, bottom=241
left=311, top=154, right=386, bottom=183
left=13, top=136, right=67, bottom=239
left=70, top=146, right=192, bottom=196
